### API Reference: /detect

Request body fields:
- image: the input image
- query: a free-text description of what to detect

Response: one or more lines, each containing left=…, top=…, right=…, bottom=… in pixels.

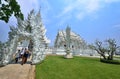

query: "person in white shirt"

left=20, top=48, right=24, bottom=57
left=15, top=50, right=21, bottom=63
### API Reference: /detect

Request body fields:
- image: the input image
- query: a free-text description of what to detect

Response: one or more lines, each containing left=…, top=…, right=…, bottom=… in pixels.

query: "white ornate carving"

left=1, top=10, right=50, bottom=66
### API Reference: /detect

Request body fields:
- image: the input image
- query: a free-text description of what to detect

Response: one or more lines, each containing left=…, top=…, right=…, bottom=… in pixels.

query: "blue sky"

left=0, top=0, right=120, bottom=46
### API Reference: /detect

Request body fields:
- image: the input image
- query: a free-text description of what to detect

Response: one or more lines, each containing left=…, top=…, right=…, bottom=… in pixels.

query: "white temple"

left=54, top=30, right=86, bottom=49
left=53, top=26, right=99, bottom=56
left=54, top=26, right=87, bottom=55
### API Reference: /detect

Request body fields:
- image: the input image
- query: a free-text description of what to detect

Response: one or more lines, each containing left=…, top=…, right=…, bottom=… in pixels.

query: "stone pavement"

left=0, top=64, right=35, bottom=79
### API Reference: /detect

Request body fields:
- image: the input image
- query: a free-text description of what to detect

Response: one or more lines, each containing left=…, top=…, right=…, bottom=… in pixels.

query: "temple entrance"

left=12, top=37, right=34, bottom=65
left=0, top=10, right=50, bottom=66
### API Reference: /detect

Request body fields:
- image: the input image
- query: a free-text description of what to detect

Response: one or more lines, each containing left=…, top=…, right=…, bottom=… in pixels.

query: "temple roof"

left=58, top=30, right=84, bottom=42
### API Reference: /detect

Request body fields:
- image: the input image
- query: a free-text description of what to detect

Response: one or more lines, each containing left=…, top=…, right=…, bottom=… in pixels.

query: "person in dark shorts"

left=21, top=48, right=29, bottom=65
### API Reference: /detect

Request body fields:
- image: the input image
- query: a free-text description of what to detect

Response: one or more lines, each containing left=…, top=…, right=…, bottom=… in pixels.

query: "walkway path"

left=0, top=61, right=35, bottom=79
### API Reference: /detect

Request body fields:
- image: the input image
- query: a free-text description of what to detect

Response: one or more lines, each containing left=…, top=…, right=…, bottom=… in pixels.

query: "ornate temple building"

left=54, top=30, right=86, bottom=49
left=54, top=26, right=87, bottom=55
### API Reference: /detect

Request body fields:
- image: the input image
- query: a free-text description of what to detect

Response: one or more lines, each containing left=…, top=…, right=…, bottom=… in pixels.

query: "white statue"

left=64, top=26, right=73, bottom=58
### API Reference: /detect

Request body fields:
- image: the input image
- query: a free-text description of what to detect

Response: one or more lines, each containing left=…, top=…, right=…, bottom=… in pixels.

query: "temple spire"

left=36, top=8, right=42, bottom=24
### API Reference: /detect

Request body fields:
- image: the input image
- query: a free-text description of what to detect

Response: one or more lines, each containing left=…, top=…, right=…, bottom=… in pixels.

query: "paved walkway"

left=0, top=59, right=35, bottom=79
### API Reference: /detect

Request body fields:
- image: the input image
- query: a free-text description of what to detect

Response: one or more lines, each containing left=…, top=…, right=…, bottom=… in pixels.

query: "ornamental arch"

left=0, top=10, right=50, bottom=66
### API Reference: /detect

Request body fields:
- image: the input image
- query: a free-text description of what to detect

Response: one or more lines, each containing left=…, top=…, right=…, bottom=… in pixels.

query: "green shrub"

left=100, top=59, right=120, bottom=65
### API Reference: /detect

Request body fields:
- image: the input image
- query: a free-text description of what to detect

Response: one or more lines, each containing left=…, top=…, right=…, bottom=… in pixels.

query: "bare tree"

left=89, top=39, right=120, bottom=60
left=89, top=40, right=107, bottom=60
left=106, top=39, right=119, bottom=60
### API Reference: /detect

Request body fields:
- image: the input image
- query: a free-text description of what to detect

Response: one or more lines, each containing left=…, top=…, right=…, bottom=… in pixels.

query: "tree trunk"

left=101, top=54, right=106, bottom=60
left=107, top=51, right=114, bottom=60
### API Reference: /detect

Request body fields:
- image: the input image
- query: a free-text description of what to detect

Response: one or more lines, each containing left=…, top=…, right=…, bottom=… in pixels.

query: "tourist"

left=15, top=49, right=21, bottom=63
left=21, top=48, right=29, bottom=65
left=28, top=51, right=31, bottom=59
left=20, top=48, right=24, bottom=58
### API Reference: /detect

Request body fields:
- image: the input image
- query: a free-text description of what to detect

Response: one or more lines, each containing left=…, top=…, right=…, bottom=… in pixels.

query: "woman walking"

left=21, top=48, right=29, bottom=65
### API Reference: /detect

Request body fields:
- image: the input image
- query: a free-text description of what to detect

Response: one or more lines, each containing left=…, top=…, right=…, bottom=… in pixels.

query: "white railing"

left=45, top=47, right=98, bottom=56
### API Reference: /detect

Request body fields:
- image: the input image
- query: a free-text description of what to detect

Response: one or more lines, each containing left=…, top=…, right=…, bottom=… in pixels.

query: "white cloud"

left=58, top=6, right=74, bottom=17
left=76, top=12, right=85, bottom=20
left=85, top=0, right=100, bottom=13
left=56, top=0, right=101, bottom=22
left=105, top=0, right=120, bottom=3
left=57, top=0, right=120, bottom=22
left=114, top=24, right=120, bottom=28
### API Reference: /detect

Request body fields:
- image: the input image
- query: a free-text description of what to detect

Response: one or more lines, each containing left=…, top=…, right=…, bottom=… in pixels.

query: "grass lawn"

left=36, top=55, right=120, bottom=79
